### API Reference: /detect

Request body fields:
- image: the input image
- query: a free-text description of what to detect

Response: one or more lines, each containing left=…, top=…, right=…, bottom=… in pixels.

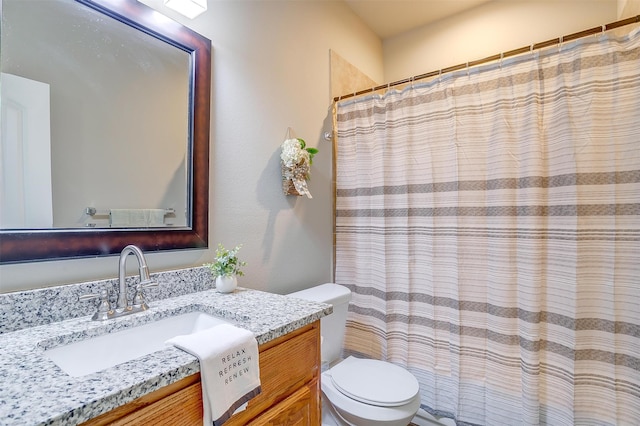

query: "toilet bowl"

left=289, top=284, right=421, bottom=426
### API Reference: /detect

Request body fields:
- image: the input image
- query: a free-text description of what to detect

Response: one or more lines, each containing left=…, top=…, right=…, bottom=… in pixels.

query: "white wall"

left=0, top=0, right=382, bottom=293
left=383, top=0, right=619, bottom=82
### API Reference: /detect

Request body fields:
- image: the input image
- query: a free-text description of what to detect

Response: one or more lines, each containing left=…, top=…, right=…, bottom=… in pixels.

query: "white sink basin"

left=43, top=312, right=229, bottom=377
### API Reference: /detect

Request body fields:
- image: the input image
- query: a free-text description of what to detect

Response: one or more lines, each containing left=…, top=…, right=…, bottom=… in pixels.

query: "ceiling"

left=344, top=0, right=493, bottom=39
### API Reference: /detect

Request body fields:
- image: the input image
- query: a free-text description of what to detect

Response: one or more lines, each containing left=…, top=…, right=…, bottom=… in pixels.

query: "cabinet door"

left=248, top=380, right=319, bottom=426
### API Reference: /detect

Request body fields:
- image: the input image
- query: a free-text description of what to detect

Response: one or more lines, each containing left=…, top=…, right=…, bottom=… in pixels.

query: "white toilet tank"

left=289, top=283, right=351, bottom=364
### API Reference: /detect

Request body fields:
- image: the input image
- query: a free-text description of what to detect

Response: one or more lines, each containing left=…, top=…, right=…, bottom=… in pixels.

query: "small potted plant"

left=204, top=243, right=246, bottom=293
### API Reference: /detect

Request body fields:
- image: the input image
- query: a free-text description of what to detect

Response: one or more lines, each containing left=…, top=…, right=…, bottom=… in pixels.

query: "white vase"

left=215, top=275, right=237, bottom=293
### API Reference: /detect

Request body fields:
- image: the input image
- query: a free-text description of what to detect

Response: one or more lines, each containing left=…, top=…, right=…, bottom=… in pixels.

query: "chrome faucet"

left=81, top=244, right=158, bottom=321
left=117, top=244, right=157, bottom=312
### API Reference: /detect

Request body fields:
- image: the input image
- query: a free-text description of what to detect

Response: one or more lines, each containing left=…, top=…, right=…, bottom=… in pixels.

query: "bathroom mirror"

left=0, top=0, right=211, bottom=263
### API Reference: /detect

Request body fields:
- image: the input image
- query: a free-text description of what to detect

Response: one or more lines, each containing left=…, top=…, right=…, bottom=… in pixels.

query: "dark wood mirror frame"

left=0, top=0, right=210, bottom=264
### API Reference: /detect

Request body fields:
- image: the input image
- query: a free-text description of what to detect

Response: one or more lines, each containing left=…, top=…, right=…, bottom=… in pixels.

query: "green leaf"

left=306, top=148, right=319, bottom=155
left=297, top=138, right=306, bottom=149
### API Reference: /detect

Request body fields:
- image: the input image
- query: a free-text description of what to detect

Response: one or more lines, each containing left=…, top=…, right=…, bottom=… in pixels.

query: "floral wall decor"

left=280, top=137, right=318, bottom=198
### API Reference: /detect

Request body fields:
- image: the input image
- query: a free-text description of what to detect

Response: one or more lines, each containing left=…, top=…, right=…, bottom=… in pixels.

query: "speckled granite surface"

left=0, top=271, right=331, bottom=425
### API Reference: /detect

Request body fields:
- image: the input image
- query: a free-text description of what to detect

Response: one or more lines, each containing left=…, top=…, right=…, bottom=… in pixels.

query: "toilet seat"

left=321, top=366, right=422, bottom=426
left=330, top=356, right=419, bottom=407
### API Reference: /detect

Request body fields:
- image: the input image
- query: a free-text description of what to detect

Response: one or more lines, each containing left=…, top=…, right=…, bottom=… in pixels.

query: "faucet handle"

left=79, top=288, right=113, bottom=321
left=140, top=279, right=159, bottom=289
left=132, top=280, right=158, bottom=309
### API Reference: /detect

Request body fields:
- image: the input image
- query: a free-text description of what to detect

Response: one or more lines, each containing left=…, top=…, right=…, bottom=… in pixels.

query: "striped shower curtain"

left=334, top=26, right=640, bottom=425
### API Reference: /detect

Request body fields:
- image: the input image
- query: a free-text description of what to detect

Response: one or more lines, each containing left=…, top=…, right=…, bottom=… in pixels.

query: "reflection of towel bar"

left=85, top=207, right=175, bottom=216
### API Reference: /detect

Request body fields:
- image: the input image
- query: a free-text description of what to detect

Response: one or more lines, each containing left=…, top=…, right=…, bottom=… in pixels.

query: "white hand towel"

left=166, top=324, right=261, bottom=426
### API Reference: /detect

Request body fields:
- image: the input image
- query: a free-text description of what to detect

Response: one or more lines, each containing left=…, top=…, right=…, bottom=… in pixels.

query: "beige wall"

left=0, top=0, right=382, bottom=293
left=383, top=0, right=619, bottom=83
left=619, top=0, right=640, bottom=17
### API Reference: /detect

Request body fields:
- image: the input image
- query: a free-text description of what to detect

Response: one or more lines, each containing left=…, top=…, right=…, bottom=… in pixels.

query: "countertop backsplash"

left=0, top=266, right=213, bottom=334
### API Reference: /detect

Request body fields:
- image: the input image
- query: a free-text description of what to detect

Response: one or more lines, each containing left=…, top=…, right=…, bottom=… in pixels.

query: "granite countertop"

left=0, top=287, right=331, bottom=425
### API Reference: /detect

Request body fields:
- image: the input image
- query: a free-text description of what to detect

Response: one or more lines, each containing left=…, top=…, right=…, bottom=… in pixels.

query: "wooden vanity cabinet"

left=83, top=321, right=320, bottom=426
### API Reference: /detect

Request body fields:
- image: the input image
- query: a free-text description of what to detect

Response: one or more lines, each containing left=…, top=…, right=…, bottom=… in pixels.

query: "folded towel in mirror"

left=109, top=209, right=165, bottom=227
left=166, top=324, right=261, bottom=426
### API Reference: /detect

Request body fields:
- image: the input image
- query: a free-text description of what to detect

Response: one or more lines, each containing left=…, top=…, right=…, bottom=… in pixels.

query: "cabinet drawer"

left=226, top=322, right=320, bottom=424
left=109, top=382, right=202, bottom=426
left=247, top=380, right=319, bottom=426
left=82, top=375, right=203, bottom=426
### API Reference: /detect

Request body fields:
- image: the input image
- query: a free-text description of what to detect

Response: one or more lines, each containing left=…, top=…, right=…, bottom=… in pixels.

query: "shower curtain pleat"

left=335, top=25, right=640, bottom=425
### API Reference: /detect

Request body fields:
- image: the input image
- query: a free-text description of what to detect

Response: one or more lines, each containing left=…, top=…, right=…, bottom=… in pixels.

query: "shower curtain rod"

left=333, top=14, right=640, bottom=102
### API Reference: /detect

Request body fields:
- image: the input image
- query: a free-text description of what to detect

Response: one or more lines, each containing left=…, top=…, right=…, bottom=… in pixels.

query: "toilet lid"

left=330, top=356, right=419, bottom=407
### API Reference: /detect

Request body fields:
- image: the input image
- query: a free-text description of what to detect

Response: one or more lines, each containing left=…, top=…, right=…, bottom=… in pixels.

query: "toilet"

left=289, top=283, right=421, bottom=426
